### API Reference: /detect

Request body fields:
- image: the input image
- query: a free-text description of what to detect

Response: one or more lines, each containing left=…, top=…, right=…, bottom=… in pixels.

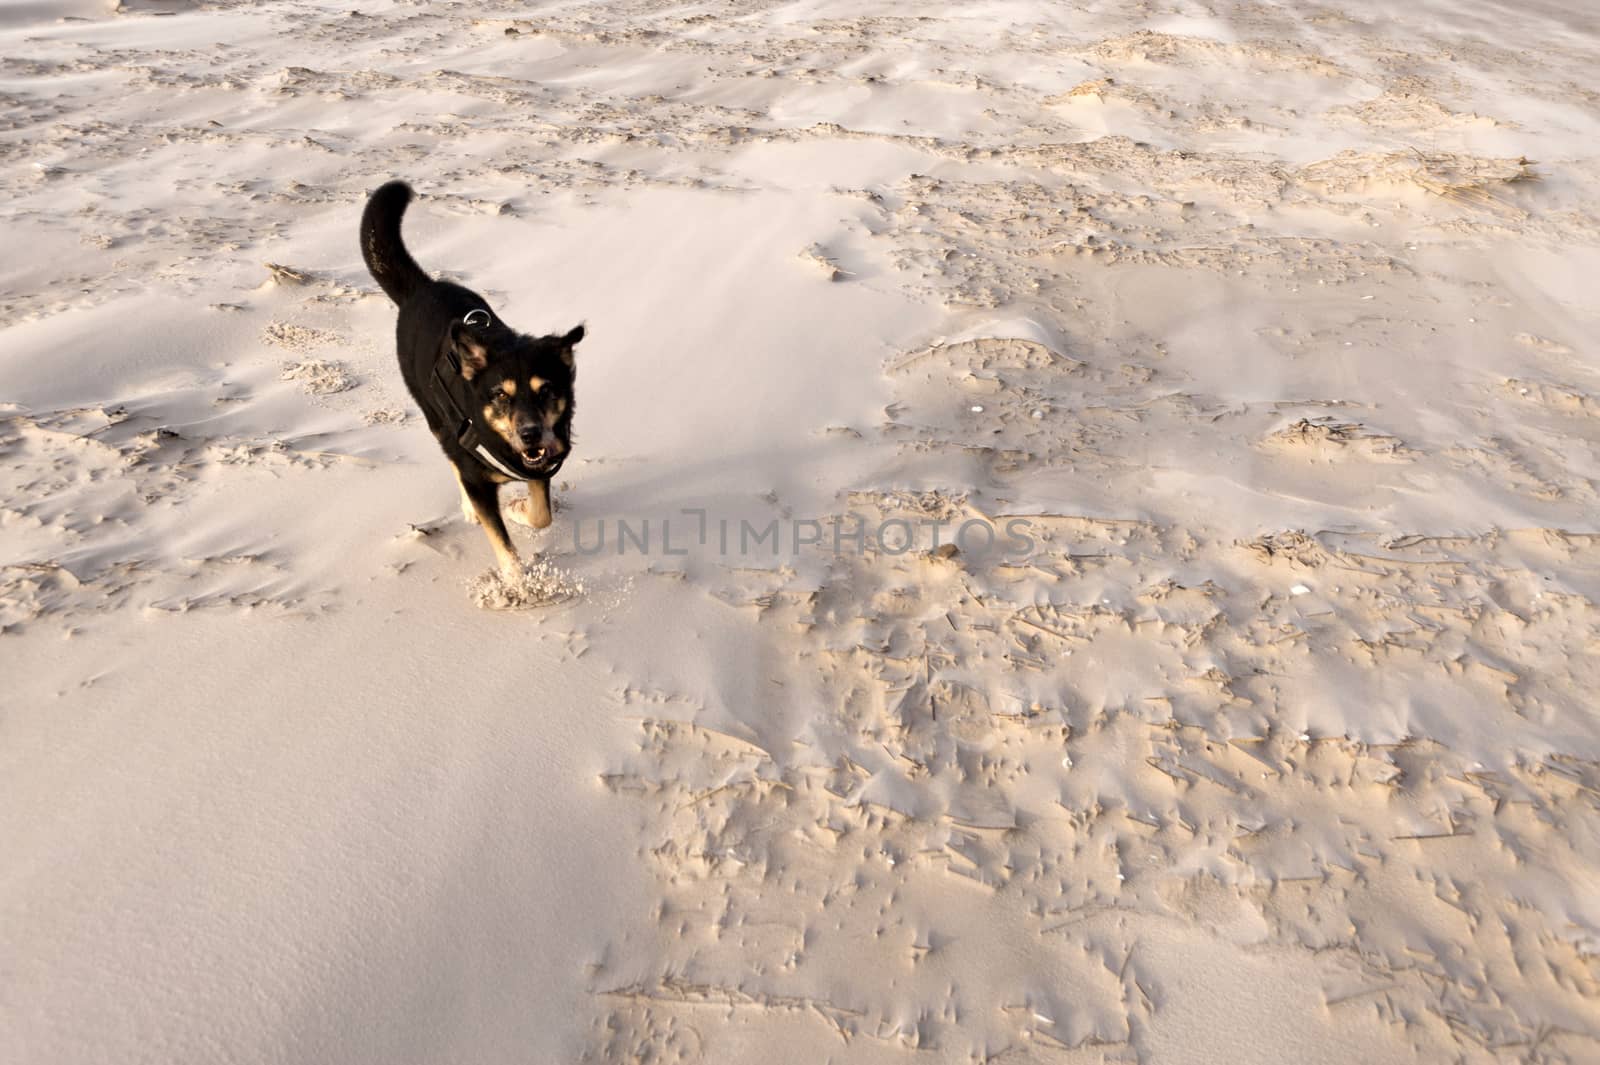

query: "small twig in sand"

left=263, top=262, right=311, bottom=285
left=1326, top=985, right=1397, bottom=1009
left=1011, top=614, right=1088, bottom=644
left=595, top=979, right=864, bottom=1033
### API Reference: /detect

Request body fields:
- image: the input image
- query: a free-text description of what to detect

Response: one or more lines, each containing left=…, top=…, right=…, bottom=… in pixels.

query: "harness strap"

left=471, top=443, right=530, bottom=480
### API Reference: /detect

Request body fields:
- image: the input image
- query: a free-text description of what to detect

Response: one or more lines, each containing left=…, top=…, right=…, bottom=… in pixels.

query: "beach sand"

left=3, top=1, right=1599, bottom=1062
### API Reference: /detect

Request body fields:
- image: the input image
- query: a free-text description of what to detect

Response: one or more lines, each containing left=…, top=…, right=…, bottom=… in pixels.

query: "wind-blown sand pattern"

left=2, top=1, right=1599, bottom=1063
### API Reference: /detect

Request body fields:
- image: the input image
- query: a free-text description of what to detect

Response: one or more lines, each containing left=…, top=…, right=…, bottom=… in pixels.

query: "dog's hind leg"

left=506, top=479, right=552, bottom=529
left=460, top=476, right=520, bottom=576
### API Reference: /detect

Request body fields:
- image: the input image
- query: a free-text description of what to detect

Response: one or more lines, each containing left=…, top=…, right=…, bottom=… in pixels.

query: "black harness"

left=425, top=309, right=535, bottom=482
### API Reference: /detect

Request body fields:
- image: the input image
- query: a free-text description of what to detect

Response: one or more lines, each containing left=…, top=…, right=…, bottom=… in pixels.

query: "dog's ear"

left=560, top=324, right=585, bottom=368
left=449, top=320, right=490, bottom=379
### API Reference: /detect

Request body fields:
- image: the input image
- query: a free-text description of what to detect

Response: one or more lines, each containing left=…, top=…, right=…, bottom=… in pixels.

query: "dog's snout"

left=513, top=423, right=564, bottom=466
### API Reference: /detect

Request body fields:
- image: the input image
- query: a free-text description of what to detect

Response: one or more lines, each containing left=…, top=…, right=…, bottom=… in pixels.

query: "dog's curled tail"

left=360, top=180, right=428, bottom=305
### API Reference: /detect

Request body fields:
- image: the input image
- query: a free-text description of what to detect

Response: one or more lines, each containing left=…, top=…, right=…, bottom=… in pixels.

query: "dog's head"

left=450, top=315, right=584, bottom=478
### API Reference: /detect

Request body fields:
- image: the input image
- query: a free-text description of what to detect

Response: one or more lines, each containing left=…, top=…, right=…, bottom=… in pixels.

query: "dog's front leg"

left=455, top=468, right=479, bottom=525
left=507, top=479, right=553, bottom=529
left=460, top=474, right=520, bottom=576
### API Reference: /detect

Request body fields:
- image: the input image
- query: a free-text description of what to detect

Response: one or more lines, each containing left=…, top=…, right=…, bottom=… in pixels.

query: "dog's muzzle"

left=518, top=448, right=565, bottom=477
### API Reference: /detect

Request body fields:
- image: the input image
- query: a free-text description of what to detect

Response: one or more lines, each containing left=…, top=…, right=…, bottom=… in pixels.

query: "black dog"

left=360, top=181, right=584, bottom=576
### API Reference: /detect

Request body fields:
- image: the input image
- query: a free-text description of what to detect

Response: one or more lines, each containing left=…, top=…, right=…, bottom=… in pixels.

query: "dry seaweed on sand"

left=1297, top=149, right=1539, bottom=215
left=1405, top=148, right=1539, bottom=213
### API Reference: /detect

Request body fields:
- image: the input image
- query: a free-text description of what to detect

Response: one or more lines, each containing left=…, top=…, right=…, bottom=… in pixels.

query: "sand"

left=3, top=0, right=1599, bottom=1062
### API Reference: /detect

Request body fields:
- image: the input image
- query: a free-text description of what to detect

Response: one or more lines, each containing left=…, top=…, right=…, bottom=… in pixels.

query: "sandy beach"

left=3, top=1, right=1599, bottom=1062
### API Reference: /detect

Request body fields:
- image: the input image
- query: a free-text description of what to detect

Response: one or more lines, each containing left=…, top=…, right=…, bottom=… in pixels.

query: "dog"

left=360, top=180, right=584, bottom=577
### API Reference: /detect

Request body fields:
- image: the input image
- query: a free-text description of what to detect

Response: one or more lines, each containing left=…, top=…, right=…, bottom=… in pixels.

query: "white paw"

left=506, top=496, right=551, bottom=529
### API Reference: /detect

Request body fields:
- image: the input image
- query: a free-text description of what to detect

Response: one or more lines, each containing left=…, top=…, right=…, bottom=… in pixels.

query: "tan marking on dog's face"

left=500, top=379, right=517, bottom=397
left=528, top=376, right=546, bottom=393
left=481, top=403, right=516, bottom=447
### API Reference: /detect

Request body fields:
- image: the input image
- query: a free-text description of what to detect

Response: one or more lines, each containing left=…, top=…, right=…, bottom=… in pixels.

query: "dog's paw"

left=506, top=495, right=552, bottom=529
left=471, top=557, right=583, bottom=610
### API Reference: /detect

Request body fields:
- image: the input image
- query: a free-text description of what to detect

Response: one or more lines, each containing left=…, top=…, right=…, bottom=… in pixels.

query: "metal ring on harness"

left=463, top=309, right=491, bottom=328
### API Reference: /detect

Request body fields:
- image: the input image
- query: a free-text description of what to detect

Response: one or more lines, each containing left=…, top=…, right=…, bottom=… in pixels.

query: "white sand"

left=3, top=1, right=1599, bottom=1062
